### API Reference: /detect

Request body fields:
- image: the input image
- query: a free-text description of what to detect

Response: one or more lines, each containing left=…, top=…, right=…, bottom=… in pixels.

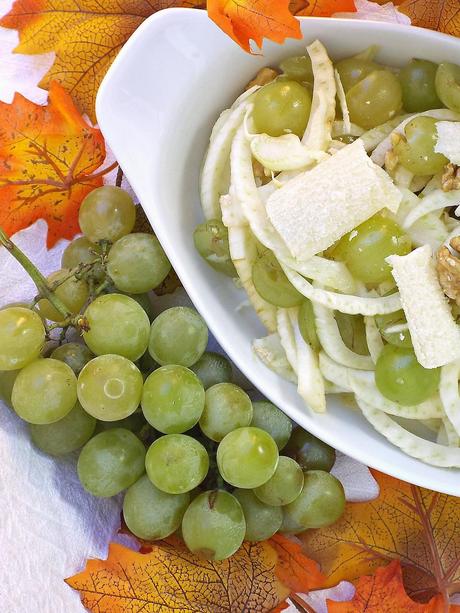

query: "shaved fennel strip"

left=276, top=308, right=298, bottom=373
left=420, top=173, right=442, bottom=196
left=440, top=361, right=460, bottom=437
left=392, top=166, right=414, bottom=189
left=364, top=316, right=384, bottom=363
left=358, top=399, right=460, bottom=467
left=293, top=321, right=326, bottom=413
left=360, top=114, right=411, bottom=153
left=403, top=189, right=460, bottom=229
left=437, top=419, right=460, bottom=447
left=334, top=69, right=351, bottom=135
left=318, top=352, right=352, bottom=391
left=253, top=334, right=297, bottom=383
left=250, top=133, right=327, bottom=172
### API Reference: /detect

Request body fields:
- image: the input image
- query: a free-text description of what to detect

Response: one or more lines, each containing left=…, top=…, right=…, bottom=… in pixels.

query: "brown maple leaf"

left=398, top=0, right=460, bottom=36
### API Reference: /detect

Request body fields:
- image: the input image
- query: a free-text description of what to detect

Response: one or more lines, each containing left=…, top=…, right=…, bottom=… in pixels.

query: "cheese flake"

left=435, top=121, right=460, bottom=165
left=387, top=245, right=460, bottom=369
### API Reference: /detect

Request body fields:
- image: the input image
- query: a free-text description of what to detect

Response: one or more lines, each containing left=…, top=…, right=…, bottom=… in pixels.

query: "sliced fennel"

left=334, top=69, right=351, bottom=135
left=440, top=361, right=460, bottom=437
left=253, top=334, right=297, bottom=383
left=364, top=316, right=384, bottom=364
left=276, top=307, right=298, bottom=373
left=250, top=133, right=327, bottom=171
left=403, top=189, right=460, bottom=230
left=293, top=320, right=326, bottom=413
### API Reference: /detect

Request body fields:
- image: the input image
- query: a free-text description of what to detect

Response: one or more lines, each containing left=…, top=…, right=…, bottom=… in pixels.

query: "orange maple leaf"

left=66, top=534, right=325, bottom=612
left=397, top=0, right=460, bottom=37
left=290, top=0, right=356, bottom=17
left=0, top=82, right=113, bottom=247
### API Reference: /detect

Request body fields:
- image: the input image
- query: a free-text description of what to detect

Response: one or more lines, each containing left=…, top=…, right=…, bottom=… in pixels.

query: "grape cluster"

left=0, top=186, right=345, bottom=561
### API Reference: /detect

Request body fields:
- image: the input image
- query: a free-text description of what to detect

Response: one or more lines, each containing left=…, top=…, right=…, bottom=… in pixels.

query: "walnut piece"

left=442, top=163, right=460, bottom=192
left=245, top=67, right=279, bottom=91
left=437, top=238, right=460, bottom=305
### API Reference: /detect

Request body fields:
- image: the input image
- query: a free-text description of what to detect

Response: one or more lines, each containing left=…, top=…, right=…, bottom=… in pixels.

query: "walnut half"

left=442, top=163, right=460, bottom=192
left=437, top=237, right=460, bottom=305
left=245, top=67, right=279, bottom=91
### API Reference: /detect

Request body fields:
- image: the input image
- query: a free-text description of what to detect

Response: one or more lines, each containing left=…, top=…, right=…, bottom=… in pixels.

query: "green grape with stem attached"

left=375, top=345, right=440, bottom=406
left=253, top=80, right=311, bottom=138
left=375, top=310, right=412, bottom=348
left=335, top=312, right=370, bottom=356
left=83, top=294, right=150, bottom=361
left=38, top=269, right=89, bottom=322
left=107, top=233, right=171, bottom=294
left=181, top=490, right=246, bottom=560
left=0, top=369, right=20, bottom=407
left=250, top=400, right=292, bottom=450
left=199, top=383, right=252, bottom=442
left=283, top=470, right=345, bottom=529
left=78, top=186, right=136, bottom=243
left=253, top=250, right=303, bottom=307
left=29, top=401, right=96, bottom=455
left=346, top=70, right=402, bottom=129
left=61, top=236, right=105, bottom=281
left=217, top=426, right=279, bottom=488
left=145, top=434, right=209, bottom=494
left=123, top=475, right=190, bottom=540
left=435, top=62, right=460, bottom=113
left=254, top=456, right=304, bottom=506
left=0, top=307, right=45, bottom=371
left=190, top=351, right=233, bottom=389
left=51, top=342, right=94, bottom=375
left=284, top=427, right=336, bottom=472
left=399, top=59, right=441, bottom=112
left=12, top=358, right=77, bottom=424
left=279, top=55, right=313, bottom=84
left=233, top=489, right=283, bottom=541
left=193, top=220, right=236, bottom=277
left=393, top=116, right=448, bottom=175
left=298, top=299, right=320, bottom=352
left=148, top=307, right=208, bottom=367
left=77, top=354, right=143, bottom=421
left=141, top=365, right=205, bottom=433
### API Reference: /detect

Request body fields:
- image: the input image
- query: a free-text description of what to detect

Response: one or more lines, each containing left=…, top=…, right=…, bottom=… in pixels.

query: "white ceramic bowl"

left=96, top=8, right=460, bottom=495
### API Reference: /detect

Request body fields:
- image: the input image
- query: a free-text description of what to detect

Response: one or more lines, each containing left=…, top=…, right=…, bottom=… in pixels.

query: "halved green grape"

left=254, top=456, right=304, bottom=506
left=77, top=428, right=146, bottom=497
left=145, top=434, right=209, bottom=494
left=335, top=57, right=379, bottom=92
left=77, top=354, right=143, bottom=421
left=51, top=342, right=94, bottom=375
left=217, top=427, right=279, bottom=488
left=38, top=269, right=89, bottom=322
left=346, top=70, right=402, bottom=129
left=233, top=489, right=283, bottom=541
left=435, top=62, right=460, bottom=113
left=375, top=345, right=440, bottom=406
left=190, top=351, right=233, bottom=389
left=284, top=427, right=336, bottom=472
left=253, top=80, right=312, bottom=138
left=375, top=310, right=412, bottom=348
left=61, top=236, right=105, bottom=281
left=0, top=369, right=19, bottom=407
left=141, top=365, right=205, bottom=433
left=284, top=470, right=345, bottom=529
left=330, top=214, right=411, bottom=284
left=279, top=55, right=313, bottom=83
left=253, top=250, right=303, bottom=307
left=399, top=59, right=441, bottom=112
left=193, top=220, right=236, bottom=277
left=12, top=358, right=77, bottom=424
left=78, top=186, right=136, bottom=243
left=200, top=383, right=253, bottom=442
left=335, top=313, right=370, bottom=356
left=29, top=401, right=96, bottom=455
left=0, top=307, right=45, bottom=371
left=107, top=233, right=171, bottom=294
left=123, top=475, right=190, bottom=540
left=182, top=490, right=246, bottom=560
left=393, top=116, right=448, bottom=175
left=83, top=294, right=150, bottom=361
left=148, top=307, right=208, bottom=367
left=298, top=299, right=320, bottom=352
left=250, top=400, right=292, bottom=450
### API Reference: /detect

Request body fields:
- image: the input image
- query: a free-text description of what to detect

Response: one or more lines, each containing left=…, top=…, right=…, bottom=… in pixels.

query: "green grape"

left=181, top=490, right=246, bottom=560
left=83, top=294, right=150, bottom=361
left=78, top=186, right=136, bottom=243
left=435, top=62, right=460, bottom=113
left=279, top=55, right=313, bottom=83
left=0, top=369, right=20, bottom=407
left=0, top=307, right=45, bottom=371
left=142, top=365, right=205, bottom=433
left=29, top=401, right=96, bottom=455
left=335, top=313, right=369, bottom=356
left=0, top=301, right=32, bottom=311
left=199, top=383, right=252, bottom=442
left=233, top=489, right=283, bottom=541
left=107, top=233, right=171, bottom=294
left=346, top=70, right=402, bottom=129
left=400, top=59, right=441, bottom=112
left=253, top=250, right=303, bottom=307
left=250, top=400, right=292, bottom=450
left=77, top=354, right=143, bottom=421
left=284, top=470, right=345, bottom=529
left=335, top=57, right=379, bottom=92
left=123, top=475, right=190, bottom=540
left=298, top=299, right=320, bottom=352
left=394, top=116, right=448, bottom=175
left=190, top=351, right=232, bottom=389
left=217, top=427, right=279, bottom=488
left=331, top=214, right=411, bottom=284
left=77, top=428, right=145, bottom=497
left=254, top=456, right=304, bottom=506
left=61, top=236, right=105, bottom=281
left=375, top=345, right=440, bottom=405
left=12, top=358, right=77, bottom=424
left=375, top=310, right=412, bottom=348
left=193, top=220, right=237, bottom=277
left=148, top=307, right=208, bottom=367
left=145, top=434, right=209, bottom=494
left=279, top=509, right=304, bottom=534
left=253, top=80, right=312, bottom=138
left=38, top=269, right=89, bottom=322
left=51, top=342, right=94, bottom=375
left=284, top=427, right=336, bottom=472
left=124, top=293, right=153, bottom=321
left=96, top=411, right=147, bottom=435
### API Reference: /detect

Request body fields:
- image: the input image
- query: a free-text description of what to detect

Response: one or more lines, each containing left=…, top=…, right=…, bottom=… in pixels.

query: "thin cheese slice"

left=387, top=245, right=460, bottom=368
left=266, top=139, right=402, bottom=260
left=435, top=121, right=460, bottom=165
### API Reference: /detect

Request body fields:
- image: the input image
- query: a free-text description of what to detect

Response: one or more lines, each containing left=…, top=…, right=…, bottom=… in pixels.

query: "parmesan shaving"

left=435, top=121, right=460, bottom=165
